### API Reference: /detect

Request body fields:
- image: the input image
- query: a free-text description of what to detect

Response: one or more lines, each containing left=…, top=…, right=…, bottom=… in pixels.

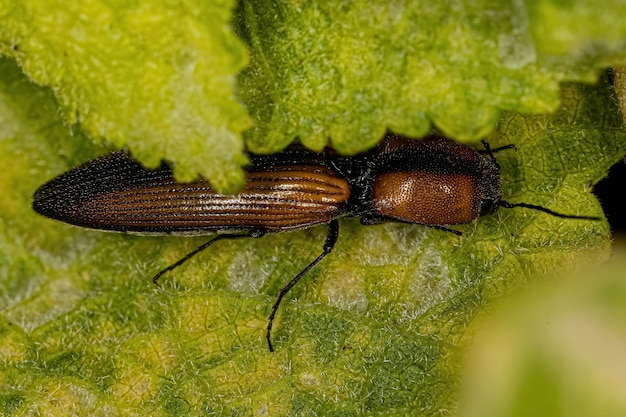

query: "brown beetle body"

left=34, top=153, right=351, bottom=234
left=32, top=133, right=597, bottom=351
left=33, top=134, right=500, bottom=234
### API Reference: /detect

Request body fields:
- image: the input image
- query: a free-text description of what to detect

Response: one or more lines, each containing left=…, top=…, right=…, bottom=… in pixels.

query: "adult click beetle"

left=32, top=133, right=600, bottom=351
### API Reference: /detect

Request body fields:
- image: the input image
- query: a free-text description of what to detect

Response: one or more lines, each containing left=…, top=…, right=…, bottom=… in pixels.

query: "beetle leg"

left=266, top=219, right=339, bottom=352
left=359, top=215, right=389, bottom=225
left=361, top=216, right=462, bottom=235
left=431, top=225, right=462, bottom=236
left=152, top=230, right=266, bottom=286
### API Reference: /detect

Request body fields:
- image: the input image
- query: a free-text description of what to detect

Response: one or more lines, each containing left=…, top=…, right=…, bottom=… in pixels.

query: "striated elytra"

left=32, top=133, right=600, bottom=351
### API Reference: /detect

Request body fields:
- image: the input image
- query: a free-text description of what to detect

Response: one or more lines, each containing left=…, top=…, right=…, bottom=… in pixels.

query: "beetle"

left=32, top=133, right=600, bottom=351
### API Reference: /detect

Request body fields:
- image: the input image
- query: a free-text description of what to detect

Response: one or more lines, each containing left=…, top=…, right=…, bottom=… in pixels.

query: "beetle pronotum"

left=32, top=134, right=600, bottom=351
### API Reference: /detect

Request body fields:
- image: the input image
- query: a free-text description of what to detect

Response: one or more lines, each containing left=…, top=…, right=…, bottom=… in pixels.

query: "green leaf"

left=0, top=0, right=250, bottom=192
left=2, top=1, right=626, bottom=415
left=237, top=0, right=626, bottom=154
left=2, top=1, right=626, bottom=188
left=458, top=255, right=626, bottom=417
left=0, top=52, right=623, bottom=416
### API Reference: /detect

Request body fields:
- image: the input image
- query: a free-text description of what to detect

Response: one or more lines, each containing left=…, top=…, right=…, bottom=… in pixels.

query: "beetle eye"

left=480, top=199, right=496, bottom=216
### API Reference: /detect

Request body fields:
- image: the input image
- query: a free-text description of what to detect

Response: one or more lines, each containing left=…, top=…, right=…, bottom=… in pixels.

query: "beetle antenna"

left=479, top=140, right=516, bottom=163
left=497, top=200, right=602, bottom=220
left=479, top=140, right=496, bottom=163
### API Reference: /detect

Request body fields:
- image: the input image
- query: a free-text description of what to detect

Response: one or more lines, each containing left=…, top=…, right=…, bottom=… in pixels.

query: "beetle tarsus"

left=266, top=219, right=339, bottom=352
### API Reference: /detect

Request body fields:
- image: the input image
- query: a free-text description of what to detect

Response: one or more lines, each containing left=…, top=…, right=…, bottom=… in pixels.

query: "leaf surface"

left=0, top=0, right=250, bottom=192
left=0, top=56, right=623, bottom=416
left=1, top=1, right=626, bottom=187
